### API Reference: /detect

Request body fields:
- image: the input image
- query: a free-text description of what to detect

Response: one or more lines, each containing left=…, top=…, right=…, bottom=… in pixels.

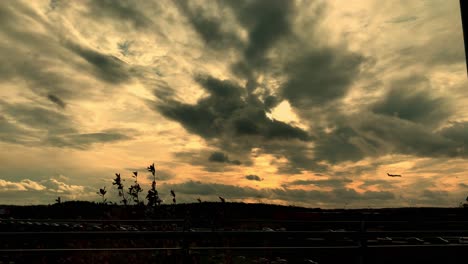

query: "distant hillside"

left=1, top=201, right=467, bottom=220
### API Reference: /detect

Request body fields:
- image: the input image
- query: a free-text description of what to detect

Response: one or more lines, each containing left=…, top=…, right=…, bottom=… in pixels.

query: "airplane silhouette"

left=387, top=173, right=402, bottom=177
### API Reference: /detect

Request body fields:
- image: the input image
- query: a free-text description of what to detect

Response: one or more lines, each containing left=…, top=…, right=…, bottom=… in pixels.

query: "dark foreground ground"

left=0, top=202, right=467, bottom=264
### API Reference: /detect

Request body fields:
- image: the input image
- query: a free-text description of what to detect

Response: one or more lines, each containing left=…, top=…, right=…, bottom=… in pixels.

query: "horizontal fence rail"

left=1, top=218, right=468, bottom=263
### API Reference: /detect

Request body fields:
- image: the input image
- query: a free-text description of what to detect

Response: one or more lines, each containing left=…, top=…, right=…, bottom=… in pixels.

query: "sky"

left=0, top=0, right=467, bottom=208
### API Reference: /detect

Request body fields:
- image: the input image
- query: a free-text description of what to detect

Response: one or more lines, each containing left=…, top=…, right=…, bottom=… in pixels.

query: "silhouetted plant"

left=55, top=197, right=61, bottom=204
left=98, top=187, right=107, bottom=204
left=146, top=163, right=161, bottom=206
left=128, top=171, right=143, bottom=205
left=112, top=173, right=128, bottom=205
left=170, top=189, right=176, bottom=204
left=197, top=198, right=202, bottom=203
left=219, top=196, right=226, bottom=203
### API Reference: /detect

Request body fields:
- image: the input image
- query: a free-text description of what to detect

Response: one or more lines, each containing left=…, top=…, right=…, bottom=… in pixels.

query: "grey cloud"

left=438, top=122, right=468, bottom=148
left=0, top=115, right=37, bottom=144
left=0, top=101, right=75, bottom=134
left=356, top=113, right=458, bottom=158
left=313, top=125, right=367, bottom=163
left=421, top=189, right=449, bottom=199
left=386, top=15, right=418, bottom=24
left=174, top=150, right=242, bottom=172
left=245, top=175, right=262, bottom=181
left=309, top=109, right=468, bottom=164
left=209, top=151, right=241, bottom=165
left=0, top=101, right=134, bottom=149
left=287, top=178, right=352, bottom=188
left=227, top=0, right=294, bottom=75
left=371, top=76, right=451, bottom=126
left=46, top=132, right=132, bottom=149
left=0, top=1, right=134, bottom=106
left=281, top=49, right=365, bottom=109
left=459, top=183, right=468, bottom=188
left=358, top=180, right=396, bottom=189
left=66, top=43, right=130, bottom=84
left=174, top=0, right=242, bottom=50
left=117, top=41, right=133, bottom=57
left=47, top=94, right=66, bottom=109
left=86, top=0, right=153, bottom=29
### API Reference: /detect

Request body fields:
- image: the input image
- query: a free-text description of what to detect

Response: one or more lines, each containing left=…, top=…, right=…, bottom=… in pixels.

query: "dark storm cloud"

left=227, top=0, right=294, bottom=76
left=371, top=76, right=451, bottom=126
left=47, top=94, right=66, bottom=109
left=66, top=43, right=130, bottom=84
left=307, top=109, right=468, bottom=164
left=209, top=151, right=241, bottom=165
left=245, top=175, right=262, bottom=181
left=312, top=125, right=367, bottom=163
left=154, top=0, right=368, bottom=171
left=177, top=0, right=297, bottom=80
left=174, top=0, right=242, bottom=50
left=281, top=49, right=365, bottom=109
left=157, top=75, right=310, bottom=142
left=156, top=74, right=313, bottom=172
left=438, top=122, right=468, bottom=147
left=352, top=113, right=458, bottom=159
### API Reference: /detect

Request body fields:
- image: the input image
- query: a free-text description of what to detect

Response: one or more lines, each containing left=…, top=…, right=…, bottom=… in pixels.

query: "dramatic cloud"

left=157, top=75, right=308, bottom=141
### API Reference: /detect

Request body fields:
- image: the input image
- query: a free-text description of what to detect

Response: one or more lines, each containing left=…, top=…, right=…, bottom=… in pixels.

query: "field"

left=0, top=202, right=467, bottom=264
